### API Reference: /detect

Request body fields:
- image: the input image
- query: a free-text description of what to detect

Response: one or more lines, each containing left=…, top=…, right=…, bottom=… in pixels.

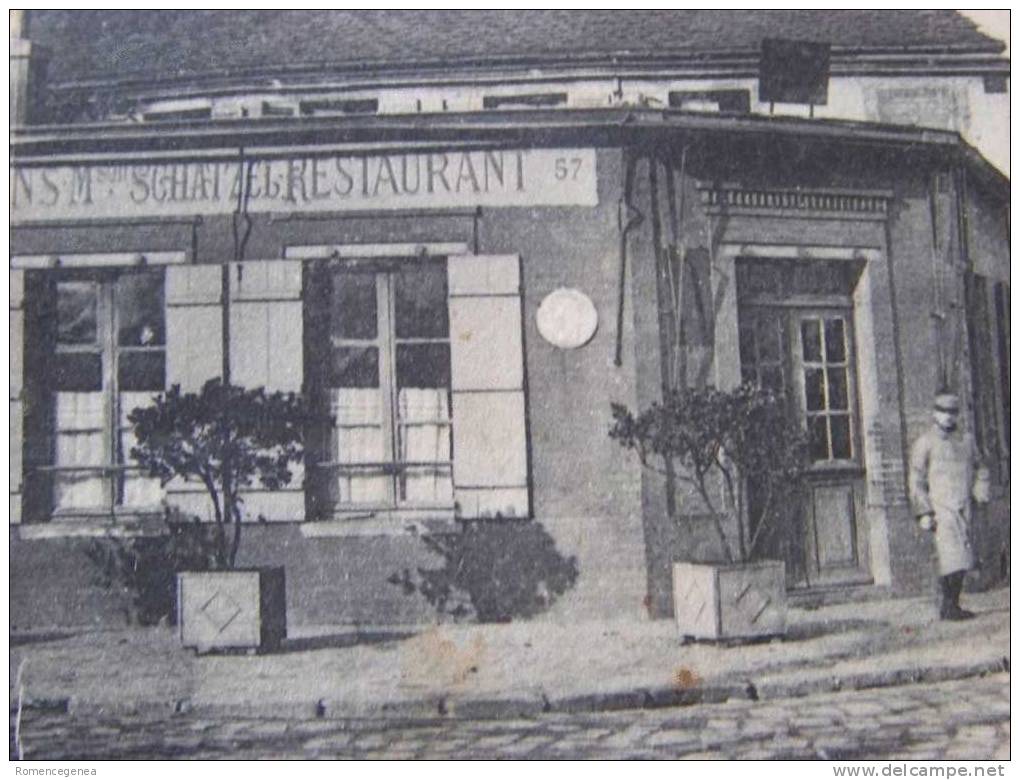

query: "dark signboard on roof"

left=759, top=38, right=831, bottom=105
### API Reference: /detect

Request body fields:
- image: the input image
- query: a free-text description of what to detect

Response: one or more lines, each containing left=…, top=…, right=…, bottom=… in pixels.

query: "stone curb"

left=750, top=657, right=1010, bottom=701
left=16, top=656, right=1008, bottom=722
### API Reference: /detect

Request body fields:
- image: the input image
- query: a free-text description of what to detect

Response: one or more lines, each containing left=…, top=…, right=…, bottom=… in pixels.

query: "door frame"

left=737, top=301, right=871, bottom=587
left=713, top=242, right=893, bottom=589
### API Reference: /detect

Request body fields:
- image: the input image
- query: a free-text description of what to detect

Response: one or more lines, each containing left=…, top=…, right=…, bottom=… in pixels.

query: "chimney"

left=10, top=10, right=45, bottom=124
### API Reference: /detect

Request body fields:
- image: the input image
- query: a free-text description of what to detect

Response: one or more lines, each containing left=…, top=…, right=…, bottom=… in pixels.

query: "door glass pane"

left=824, top=318, right=846, bottom=362
left=57, top=282, right=98, bottom=345
left=827, top=367, right=849, bottom=410
left=119, top=391, right=162, bottom=507
left=394, top=263, right=448, bottom=338
left=801, top=319, right=822, bottom=362
left=330, top=346, right=379, bottom=388
left=808, top=415, right=830, bottom=461
left=331, top=273, right=377, bottom=340
left=396, top=343, right=451, bottom=389
left=397, top=388, right=453, bottom=504
left=332, top=388, right=388, bottom=505
left=804, top=367, right=825, bottom=411
left=830, top=414, right=852, bottom=459
left=55, top=352, right=103, bottom=391
left=332, top=389, right=384, bottom=457
left=118, top=351, right=165, bottom=391
left=116, top=274, right=165, bottom=346
left=53, top=392, right=107, bottom=510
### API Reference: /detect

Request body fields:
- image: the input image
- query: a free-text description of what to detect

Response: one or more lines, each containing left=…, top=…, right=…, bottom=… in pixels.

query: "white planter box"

left=672, top=560, right=786, bottom=642
left=177, top=568, right=286, bottom=652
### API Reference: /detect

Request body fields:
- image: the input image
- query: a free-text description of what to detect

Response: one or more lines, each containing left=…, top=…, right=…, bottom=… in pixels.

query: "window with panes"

left=27, top=269, right=166, bottom=516
left=305, top=259, right=453, bottom=514
left=736, top=258, right=862, bottom=467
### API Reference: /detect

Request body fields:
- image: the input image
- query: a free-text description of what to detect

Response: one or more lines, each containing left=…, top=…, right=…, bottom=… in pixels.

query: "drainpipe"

left=614, top=151, right=644, bottom=367
left=10, top=11, right=46, bottom=125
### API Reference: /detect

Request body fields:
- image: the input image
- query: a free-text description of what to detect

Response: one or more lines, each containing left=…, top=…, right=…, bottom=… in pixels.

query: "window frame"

left=34, top=266, right=167, bottom=519
left=790, top=308, right=861, bottom=468
left=306, top=257, right=455, bottom=518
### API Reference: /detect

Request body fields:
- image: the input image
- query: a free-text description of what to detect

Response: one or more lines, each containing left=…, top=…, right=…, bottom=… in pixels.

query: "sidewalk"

left=10, top=588, right=1009, bottom=720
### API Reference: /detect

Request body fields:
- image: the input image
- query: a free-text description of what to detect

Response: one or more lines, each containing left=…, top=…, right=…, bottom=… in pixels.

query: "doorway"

left=736, top=258, right=871, bottom=589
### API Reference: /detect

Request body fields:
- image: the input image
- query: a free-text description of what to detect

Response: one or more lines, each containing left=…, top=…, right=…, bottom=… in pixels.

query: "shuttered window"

left=24, top=268, right=167, bottom=518
left=305, top=253, right=530, bottom=520
left=305, top=259, right=454, bottom=516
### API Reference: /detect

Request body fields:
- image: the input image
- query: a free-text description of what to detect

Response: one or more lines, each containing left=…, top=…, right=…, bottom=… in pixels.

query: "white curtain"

left=397, top=388, right=452, bottom=504
left=53, top=392, right=106, bottom=511
left=119, top=392, right=163, bottom=508
left=333, top=388, right=389, bottom=504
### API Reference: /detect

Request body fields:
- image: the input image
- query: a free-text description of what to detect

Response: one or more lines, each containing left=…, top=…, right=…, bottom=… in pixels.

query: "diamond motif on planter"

left=733, top=581, right=772, bottom=625
left=198, top=589, right=244, bottom=635
left=676, top=579, right=709, bottom=622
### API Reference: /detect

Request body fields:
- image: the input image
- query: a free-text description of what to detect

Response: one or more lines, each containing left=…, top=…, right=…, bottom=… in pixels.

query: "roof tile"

left=29, top=10, right=1001, bottom=86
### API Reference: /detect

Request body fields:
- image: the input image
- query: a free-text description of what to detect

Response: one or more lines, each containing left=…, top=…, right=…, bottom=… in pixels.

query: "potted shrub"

left=387, top=518, right=579, bottom=622
left=129, top=379, right=312, bottom=652
left=610, top=383, right=807, bottom=641
left=85, top=506, right=219, bottom=627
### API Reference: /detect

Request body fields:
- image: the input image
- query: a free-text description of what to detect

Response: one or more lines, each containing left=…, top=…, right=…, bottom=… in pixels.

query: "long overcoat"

left=908, top=425, right=987, bottom=576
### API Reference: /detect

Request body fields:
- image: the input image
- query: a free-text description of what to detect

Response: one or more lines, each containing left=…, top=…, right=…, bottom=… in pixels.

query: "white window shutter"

left=165, top=264, right=223, bottom=391
left=447, top=254, right=530, bottom=518
left=228, top=260, right=305, bottom=520
left=228, top=261, right=303, bottom=391
left=163, top=265, right=224, bottom=511
left=10, top=270, right=24, bottom=524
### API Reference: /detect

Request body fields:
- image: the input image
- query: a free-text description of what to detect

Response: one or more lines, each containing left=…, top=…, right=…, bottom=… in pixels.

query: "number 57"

left=554, top=157, right=583, bottom=180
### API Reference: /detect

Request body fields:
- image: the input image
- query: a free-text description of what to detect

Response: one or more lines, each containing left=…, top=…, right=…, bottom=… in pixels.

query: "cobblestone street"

left=12, top=673, right=1009, bottom=760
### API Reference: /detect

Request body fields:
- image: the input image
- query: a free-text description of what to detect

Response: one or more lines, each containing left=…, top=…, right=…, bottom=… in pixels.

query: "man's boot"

left=942, top=571, right=975, bottom=620
left=937, top=574, right=954, bottom=619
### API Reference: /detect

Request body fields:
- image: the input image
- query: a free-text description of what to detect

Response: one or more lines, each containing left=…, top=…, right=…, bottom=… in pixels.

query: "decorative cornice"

left=697, top=183, right=893, bottom=218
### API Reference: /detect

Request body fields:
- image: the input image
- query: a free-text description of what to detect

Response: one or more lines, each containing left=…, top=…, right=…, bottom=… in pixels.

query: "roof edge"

left=41, top=44, right=1009, bottom=95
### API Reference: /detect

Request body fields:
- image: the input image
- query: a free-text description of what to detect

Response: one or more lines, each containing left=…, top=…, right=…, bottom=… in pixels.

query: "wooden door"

left=739, top=306, right=871, bottom=589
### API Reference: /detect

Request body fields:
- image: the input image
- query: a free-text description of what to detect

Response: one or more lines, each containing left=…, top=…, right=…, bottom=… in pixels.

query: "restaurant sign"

left=10, top=148, right=598, bottom=222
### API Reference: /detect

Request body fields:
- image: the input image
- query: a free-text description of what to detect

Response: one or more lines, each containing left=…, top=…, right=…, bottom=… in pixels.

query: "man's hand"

left=918, top=513, right=936, bottom=532
left=972, top=471, right=991, bottom=504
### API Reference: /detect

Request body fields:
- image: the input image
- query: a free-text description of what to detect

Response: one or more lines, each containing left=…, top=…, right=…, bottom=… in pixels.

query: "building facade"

left=10, top=11, right=1010, bottom=630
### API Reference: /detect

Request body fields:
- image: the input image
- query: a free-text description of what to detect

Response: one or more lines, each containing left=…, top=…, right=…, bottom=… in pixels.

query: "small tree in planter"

left=128, top=378, right=313, bottom=651
left=610, top=383, right=807, bottom=641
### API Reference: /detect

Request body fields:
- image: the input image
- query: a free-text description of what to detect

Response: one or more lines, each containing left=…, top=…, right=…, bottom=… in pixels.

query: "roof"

left=29, top=10, right=1004, bottom=87
left=8, top=107, right=1009, bottom=196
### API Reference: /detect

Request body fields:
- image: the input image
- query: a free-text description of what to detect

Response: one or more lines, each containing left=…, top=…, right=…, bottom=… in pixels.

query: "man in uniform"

left=908, top=392, right=990, bottom=620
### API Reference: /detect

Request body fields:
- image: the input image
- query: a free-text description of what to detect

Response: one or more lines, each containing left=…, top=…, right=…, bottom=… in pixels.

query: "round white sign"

left=536, top=288, right=599, bottom=349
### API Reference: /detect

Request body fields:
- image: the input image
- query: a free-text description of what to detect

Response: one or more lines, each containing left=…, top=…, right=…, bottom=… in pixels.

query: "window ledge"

left=17, top=519, right=166, bottom=541
left=300, top=513, right=459, bottom=538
